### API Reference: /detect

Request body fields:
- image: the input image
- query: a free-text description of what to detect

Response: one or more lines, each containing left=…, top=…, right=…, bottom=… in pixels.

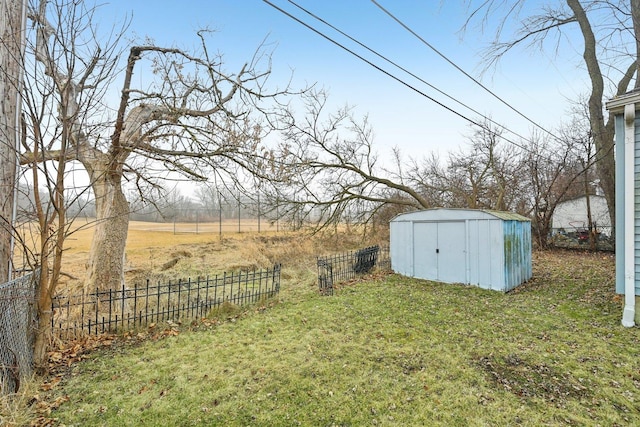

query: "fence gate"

left=0, top=270, right=39, bottom=394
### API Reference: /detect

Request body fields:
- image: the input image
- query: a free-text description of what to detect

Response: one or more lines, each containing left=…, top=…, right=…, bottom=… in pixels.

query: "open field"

left=4, top=226, right=640, bottom=426
left=17, top=219, right=356, bottom=294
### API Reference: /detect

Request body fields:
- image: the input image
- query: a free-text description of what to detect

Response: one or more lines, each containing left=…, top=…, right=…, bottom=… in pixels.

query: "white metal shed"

left=390, top=208, right=532, bottom=291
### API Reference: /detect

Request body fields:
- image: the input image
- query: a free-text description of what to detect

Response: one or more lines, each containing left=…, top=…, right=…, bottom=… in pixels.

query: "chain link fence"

left=130, top=203, right=291, bottom=235
left=0, top=269, right=39, bottom=394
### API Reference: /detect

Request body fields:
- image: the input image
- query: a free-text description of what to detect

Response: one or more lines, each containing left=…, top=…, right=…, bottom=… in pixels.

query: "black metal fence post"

left=316, top=245, right=389, bottom=295
left=50, top=265, right=281, bottom=339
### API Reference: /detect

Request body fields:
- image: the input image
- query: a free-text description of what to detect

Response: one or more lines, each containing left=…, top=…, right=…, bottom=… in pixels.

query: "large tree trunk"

left=0, top=0, right=24, bottom=282
left=566, top=0, right=616, bottom=232
left=85, top=168, right=129, bottom=291
left=533, top=212, right=552, bottom=249
left=595, top=121, right=616, bottom=230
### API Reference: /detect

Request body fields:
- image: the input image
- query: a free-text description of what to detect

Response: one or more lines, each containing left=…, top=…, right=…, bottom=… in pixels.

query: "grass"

left=0, top=376, right=41, bottom=427
left=17, top=248, right=640, bottom=426
left=37, top=219, right=370, bottom=295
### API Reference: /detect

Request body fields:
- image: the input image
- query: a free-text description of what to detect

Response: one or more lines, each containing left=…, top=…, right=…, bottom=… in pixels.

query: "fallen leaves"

left=28, top=393, right=69, bottom=425
left=39, top=376, right=61, bottom=392
left=47, top=334, right=117, bottom=373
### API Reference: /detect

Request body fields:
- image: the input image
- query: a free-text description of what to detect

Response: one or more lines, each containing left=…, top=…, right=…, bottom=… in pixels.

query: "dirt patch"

left=476, top=354, right=590, bottom=403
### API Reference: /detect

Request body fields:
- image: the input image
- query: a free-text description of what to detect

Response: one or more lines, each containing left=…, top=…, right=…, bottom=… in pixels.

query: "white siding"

left=635, top=115, right=640, bottom=296
left=553, top=195, right=611, bottom=233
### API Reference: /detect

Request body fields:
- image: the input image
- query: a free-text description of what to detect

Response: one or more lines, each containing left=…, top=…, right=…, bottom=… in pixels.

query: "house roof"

left=606, top=89, right=640, bottom=112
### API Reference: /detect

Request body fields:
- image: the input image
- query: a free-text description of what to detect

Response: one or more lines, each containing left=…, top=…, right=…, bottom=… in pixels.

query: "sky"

left=97, top=0, right=590, bottom=162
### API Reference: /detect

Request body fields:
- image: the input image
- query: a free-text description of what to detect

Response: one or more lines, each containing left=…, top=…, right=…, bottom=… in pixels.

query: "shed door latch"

left=436, top=248, right=439, bottom=254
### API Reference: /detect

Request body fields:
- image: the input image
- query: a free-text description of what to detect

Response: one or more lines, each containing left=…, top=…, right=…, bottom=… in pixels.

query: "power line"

left=284, top=0, right=535, bottom=147
left=370, top=0, right=564, bottom=143
left=266, top=0, right=610, bottom=176
left=261, top=0, right=485, bottom=130
left=262, top=0, right=565, bottom=163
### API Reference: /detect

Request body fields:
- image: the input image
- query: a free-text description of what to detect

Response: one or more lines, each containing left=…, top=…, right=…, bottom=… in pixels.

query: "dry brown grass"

left=30, top=219, right=385, bottom=296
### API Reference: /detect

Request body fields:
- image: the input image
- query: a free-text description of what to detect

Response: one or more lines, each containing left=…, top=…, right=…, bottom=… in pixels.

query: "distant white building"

left=552, top=195, right=611, bottom=235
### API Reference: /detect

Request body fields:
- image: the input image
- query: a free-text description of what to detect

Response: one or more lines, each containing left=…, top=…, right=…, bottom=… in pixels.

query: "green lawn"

left=35, top=251, right=640, bottom=426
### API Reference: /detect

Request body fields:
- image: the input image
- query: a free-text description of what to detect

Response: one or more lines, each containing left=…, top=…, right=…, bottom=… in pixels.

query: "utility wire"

left=369, top=0, right=611, bottom=171
left=371, top=0, right=564, bottom=143
left=282, top=0, right=611, bottom=171
left=285, top=0, right=534, bottom=147
left=262, top=0, right=486, bottom=131
left=263, top=0, right=566, bottom=163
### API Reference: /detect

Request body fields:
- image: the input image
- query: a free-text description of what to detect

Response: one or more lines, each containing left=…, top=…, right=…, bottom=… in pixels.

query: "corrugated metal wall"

left=466, top=219, right=502, bottom=289
left=502, top=220, right=533, bottom=291
left=390, top=220, right=412, bottom=276
left=390, top=209, right=532, bottom=292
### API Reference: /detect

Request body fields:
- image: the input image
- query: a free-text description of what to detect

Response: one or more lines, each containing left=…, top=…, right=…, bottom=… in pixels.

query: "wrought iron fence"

left=317, top=245, right=390, bottom=295
left=0, top=269, right=40, bottom=394
left=52, top=265, right=281, bottom=339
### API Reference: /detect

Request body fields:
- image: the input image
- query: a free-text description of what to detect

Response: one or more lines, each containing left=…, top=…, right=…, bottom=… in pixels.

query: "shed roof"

left=391, top=208, right=530, bottom=222
left=483, top=210, right=531, bottom=222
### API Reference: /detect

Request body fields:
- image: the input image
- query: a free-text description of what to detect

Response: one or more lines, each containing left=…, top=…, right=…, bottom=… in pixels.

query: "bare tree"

left=561, top=99, right=601, bottom=248
left=461, top=0, right=640, bottom=232
left=16, top=47, right=99, bottom=370
left=521, top=130, right=589, bottom=248
left=440, top=122, right=525, bottom=211
left=13, top=116, right=100, bottom=372
left=261, top=84, right=608, bottom=249
left=257, top=89, right=435, bottom=231
left=194, top=180, right=256, bottom=221
left=258, top=90, right=534, bottom=230
left=21, top=106, right=68, bottom=371
left=194, top=184, right=220, bottom=215
left=21, top=0, right=289, bottom=291
left=0, top=0, right=26, bottom=282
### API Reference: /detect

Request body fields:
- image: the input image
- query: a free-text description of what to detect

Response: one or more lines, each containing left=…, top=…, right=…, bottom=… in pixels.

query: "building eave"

left=606, top=90, right=640, bottom=113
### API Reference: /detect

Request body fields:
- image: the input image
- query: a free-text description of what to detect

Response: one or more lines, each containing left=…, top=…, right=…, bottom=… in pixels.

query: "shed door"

left=413, top=221, right=466, bottom=283
left=413, top=222, right=438, bottom=279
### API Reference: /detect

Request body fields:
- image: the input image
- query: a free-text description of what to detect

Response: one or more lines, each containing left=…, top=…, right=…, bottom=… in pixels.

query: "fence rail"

left=317, top=245, right=390, bottom=295
left=0, top=269, right=40, bottom=394
left=52, top=265, right=281, bottom=339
